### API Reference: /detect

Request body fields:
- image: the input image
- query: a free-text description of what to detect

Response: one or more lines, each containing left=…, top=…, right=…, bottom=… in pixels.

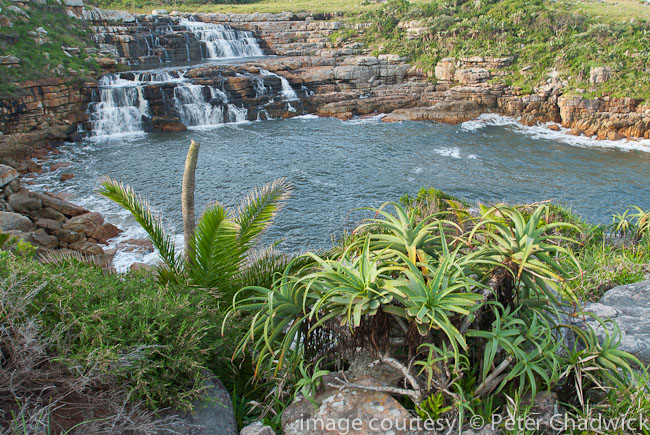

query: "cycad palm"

left=99, top=141, right=292, bottom=299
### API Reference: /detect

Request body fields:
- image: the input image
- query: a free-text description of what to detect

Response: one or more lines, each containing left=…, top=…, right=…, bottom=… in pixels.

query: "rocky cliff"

left=2, top=7, right=649, bottom=167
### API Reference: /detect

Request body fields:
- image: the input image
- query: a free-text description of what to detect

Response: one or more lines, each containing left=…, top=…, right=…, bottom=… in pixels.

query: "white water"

left=88, top=74, right=151, bottom=137
left=461, top=113, right=650, bottom=153
left=260, top=68, right=299, bottom=101
left=179, top=18, right=263, bottom=59
left=174, top=83, right=228, bottom=127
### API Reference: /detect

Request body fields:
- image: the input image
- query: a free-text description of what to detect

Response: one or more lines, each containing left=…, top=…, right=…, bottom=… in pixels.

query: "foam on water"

left=461, top=113, right=650, bottom=153
left=434, top=147, right=462, bottom=159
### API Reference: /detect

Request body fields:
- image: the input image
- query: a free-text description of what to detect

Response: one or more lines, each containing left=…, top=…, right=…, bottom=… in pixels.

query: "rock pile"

left=0, top=164, right=119, bottom=264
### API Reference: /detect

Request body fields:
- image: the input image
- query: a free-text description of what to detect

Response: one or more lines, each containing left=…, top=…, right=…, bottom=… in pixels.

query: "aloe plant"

left=470, top=204, right=580, bottom=305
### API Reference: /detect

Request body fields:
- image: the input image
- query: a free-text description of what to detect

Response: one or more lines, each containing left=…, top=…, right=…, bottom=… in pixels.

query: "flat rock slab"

left=584, top=280, right=650, bottom=364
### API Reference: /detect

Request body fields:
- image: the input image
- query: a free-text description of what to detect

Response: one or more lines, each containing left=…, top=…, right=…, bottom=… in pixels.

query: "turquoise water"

left=35, top=114, right=650, bottom=267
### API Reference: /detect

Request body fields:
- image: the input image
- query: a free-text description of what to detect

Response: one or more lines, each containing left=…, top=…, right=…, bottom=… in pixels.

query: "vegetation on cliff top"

left=0, top=0, right=98, bottom=97
left=353, top=0, right=650, bottom=99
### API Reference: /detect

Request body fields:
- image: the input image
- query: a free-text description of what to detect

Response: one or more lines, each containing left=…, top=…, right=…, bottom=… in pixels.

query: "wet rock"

left=50, top=161, right=71, bottom=171
left=383, top=100, right=481, bottom=124
left=548, top=123, right=561, bottom=131
left=0, top=211, right=33, bottom=232
left=0, top=164, right=18, bottom=187
left=91, top=222, right=122, bottom=244
left=59, top=173, right=75, bottom=181
left=582, top=280, right=650, bottom=364
left=117, top=238, right=154, bottom=253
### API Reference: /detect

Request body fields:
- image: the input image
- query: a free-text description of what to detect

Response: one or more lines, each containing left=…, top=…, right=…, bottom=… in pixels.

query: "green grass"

left=0, top=0, right=98, bottom=97
left=569, top=0, right=650, bottom=22
left=91, top=0, right=434, bottom=15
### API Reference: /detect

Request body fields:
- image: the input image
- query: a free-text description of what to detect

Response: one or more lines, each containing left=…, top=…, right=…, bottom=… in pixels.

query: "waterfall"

left=260, top=68, right=299, bottom=101
left=179, top=18, right=263, bottom=59
left=88, top=74, right=150, bottom=137
left=174, top=84, right=233, bottom=127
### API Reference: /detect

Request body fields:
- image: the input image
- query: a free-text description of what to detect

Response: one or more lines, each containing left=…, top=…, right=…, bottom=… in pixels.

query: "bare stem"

left=182, top=140, right=200, bottom=261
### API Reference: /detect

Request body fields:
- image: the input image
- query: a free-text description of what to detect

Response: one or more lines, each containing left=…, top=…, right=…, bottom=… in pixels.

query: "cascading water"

left=174, top=84, right=237, bottom=127
left=89, top=67, right=255, bottom=135
left=260, top=68, right=299, bottom=101
left=179, top=18, right=264, bottom=59
left=88, top=74, right=150, bottom=137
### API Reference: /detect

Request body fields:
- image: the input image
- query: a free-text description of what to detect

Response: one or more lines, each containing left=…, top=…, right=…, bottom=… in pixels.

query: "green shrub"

left=229, top=198, right=646, bottom=429
left=0, top=254, right=247, bottom=411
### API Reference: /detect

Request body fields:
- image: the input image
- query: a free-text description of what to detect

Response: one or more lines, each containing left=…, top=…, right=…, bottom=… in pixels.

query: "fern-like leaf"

left=98, top=177, right=181, bottom=280
left=235, top=178, right=292, bottom=249
left=187, top=202, right=240, bottom=292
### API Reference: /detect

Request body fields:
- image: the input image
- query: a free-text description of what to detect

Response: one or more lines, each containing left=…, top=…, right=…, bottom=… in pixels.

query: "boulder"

left=241, top=422, right=275, bottom=435
left=35, top=218, right=62, bottom=232
left=0, top=211, right=33, bottom=232
left=582, top=280, right=650, bottom=364
left=62, top=212, right=104, bottom=237
left=282, top=375, right=416, bottom=435
left=31, top=228, right=59, bottom=249
left=8, top=191, right=42, bottom=213
left=91, top=222, right=122, bottom=244
left=0, top=164, right=18, bottom=187
left=165, top=371, right=238, bottom=435
left=68, top=240, right=104, bottom=255
left=589, top=66, right=612, bottom=85
left=30, top=192, right=89, bottom=217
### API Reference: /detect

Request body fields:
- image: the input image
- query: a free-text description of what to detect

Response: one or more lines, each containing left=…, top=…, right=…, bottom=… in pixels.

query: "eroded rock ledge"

left=2, top=9, right=649, bottom=167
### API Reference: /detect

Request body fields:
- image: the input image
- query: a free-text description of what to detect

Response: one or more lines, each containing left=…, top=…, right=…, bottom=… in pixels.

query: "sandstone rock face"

left=454, top=68, right=490, bottom=84
left=0, top=77, right=89, bottom=159
left=434, top=58, right=456, bottom=81
left=582, top=280, right=650, bottom=364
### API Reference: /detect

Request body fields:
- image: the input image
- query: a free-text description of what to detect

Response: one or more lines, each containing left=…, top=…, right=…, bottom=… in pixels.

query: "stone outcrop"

left=0, top=168, right=119, bottom=262
left=582, top=280, right=650, bottom=364
left=0, top=78, right=90, bottom=160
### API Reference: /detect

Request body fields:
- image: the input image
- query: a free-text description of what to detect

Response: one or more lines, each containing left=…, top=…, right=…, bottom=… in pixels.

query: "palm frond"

left=235, top=178, right=293, bottom=249
left=98, top=177, right=180, bottom=278
left=186, top=202, right=240, bottom=292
